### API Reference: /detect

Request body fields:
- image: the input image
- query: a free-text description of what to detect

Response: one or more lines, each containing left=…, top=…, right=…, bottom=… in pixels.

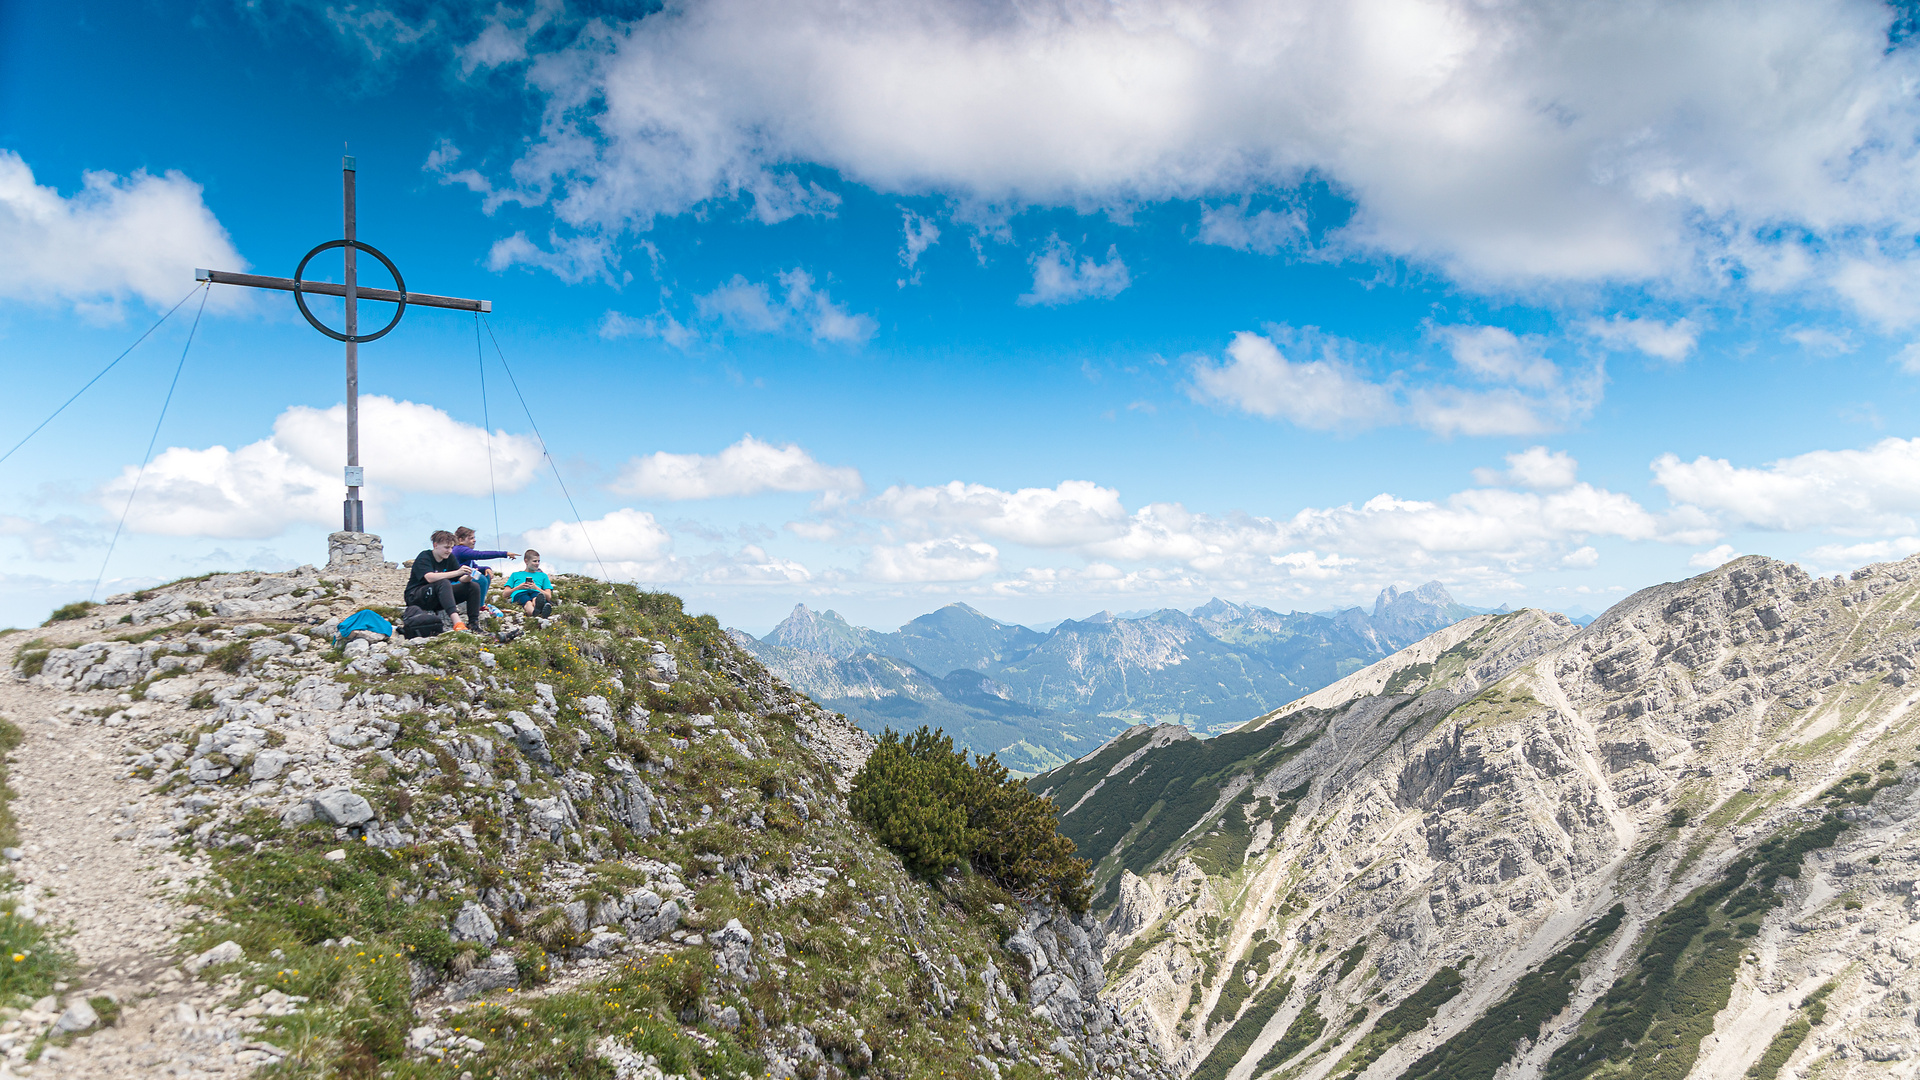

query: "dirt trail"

left=0, top=623, right=284, bottom=1079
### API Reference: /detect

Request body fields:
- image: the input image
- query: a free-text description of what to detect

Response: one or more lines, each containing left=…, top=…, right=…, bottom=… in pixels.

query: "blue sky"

left=5, top=0, right=1920, bottom=635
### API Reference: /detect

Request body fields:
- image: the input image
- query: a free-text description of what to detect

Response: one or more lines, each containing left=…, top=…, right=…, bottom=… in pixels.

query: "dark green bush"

left=849, top=726, right=1091, bottom=910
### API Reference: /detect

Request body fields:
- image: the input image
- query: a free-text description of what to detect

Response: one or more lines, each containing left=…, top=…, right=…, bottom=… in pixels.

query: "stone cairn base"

left=326, top=531, right=387, bottom=572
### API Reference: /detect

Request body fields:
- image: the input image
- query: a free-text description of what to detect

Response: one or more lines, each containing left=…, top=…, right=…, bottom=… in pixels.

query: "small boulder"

left=450, top=902, right=498, bottom=947
left=508, top=713, right=554, bottom=771
left=250, top=749, right=291, bottom=781
left=185, top=940, right=244, bottom=973
left=712, top=919, right=756, bottom=981
left=53, top=998, right=98, bottom=1034
left=577, top=930, right=627, bottom=959
left=310, top=789, right=375, bottom=828
left=626, top=899, right=681, bottom=943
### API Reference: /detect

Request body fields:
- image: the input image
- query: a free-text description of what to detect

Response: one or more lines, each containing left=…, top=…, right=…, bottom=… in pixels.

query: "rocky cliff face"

left=1048, top=555, right=1920, bottom=1080
left=2, top=563, right=1165, bottom=1079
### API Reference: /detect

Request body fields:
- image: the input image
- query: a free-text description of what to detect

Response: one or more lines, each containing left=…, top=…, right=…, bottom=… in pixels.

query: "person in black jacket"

left=405, top=530, right=482, bottom=631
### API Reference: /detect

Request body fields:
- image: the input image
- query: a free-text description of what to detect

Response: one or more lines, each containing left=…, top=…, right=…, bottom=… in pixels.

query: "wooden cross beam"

left=193, top=157, right=493, bottom=533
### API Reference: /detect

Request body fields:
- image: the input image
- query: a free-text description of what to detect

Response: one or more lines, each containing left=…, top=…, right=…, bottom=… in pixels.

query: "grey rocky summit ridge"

left=2, top=556, right=1167, bottom=1079
left=738, top=582, right=1493, bottom=773
left=1039, top=554, right=1920, bottom=1080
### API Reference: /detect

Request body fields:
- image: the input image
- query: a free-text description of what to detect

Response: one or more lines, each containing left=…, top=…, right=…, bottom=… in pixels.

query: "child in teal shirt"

left=507, top=550, right=554, bottom=616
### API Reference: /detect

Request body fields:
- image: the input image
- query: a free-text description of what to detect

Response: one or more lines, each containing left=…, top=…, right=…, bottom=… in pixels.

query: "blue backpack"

left=335, top=609, right=395, bottom=641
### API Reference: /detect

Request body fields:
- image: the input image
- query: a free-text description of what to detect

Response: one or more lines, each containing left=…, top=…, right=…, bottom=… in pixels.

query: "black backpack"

left=398, top=605, right=445, bottom=639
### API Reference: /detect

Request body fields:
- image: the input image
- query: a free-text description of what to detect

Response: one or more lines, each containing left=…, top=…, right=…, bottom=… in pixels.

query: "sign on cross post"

left=196, top=157, right=493, bottom=534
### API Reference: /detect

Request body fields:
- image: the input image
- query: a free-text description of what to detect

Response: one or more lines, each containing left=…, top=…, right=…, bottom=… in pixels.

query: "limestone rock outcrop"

left=1056, top=555, right=1920, bottom=1080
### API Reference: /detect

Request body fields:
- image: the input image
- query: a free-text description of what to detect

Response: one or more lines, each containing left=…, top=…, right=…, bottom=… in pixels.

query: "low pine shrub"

left=849, top=727, right=1092, bottom=910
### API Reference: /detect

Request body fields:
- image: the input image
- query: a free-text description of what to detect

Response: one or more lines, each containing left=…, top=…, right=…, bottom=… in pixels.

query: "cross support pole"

left=193, top=156, right=493, bottom=533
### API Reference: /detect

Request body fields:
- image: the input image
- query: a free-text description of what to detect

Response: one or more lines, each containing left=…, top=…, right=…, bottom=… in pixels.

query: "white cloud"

left=1562, top=546, right=1600, bottom=568
left=694, top=269, right=876, bottom=344
left=99, top=397, right=542, bottom=539
left=701, top=545, right=813, bottom=583
left=1652, top=438, right=1920, bottom=535
left=864, top=538, right=1000, bottom=582
left=1190, top=329, right=1397, bottom=429
left=101, top=441, right=337, bottom=539
left=784, top=521, right=841, bottom=543
left=613, top=435, right=863, bottom=501
left=1019, top=236, right=1130, bottom=306
left=1079, top=482, right=1678, bottom=586
left=1472, top=446, right=1579, bottom=490
left=1197, top=201, right=1307, bottom=254
left=1801, top=537, right=1920, bottom=569
left=599, top=309, right=695, bottom=348
left=1893, top=342, right=1920, bottom=373
left=455, top=0, right=558, bottom=74
left=1583, top=315, right=1699, bottom=362
left=898, top=209, right=941, bottom=286
left=870, top=480, right=1129, bottom=547
left=1688, top=543, right=1742, bottom=569
left=1439, top=327, right=1558, bottom=390
left=272, top=397, right=544, bottom=496
left=0, top=152, right=245, bottom=317
left=1787, top=326, right=1855, bottom=355
left=524, top=508, right=677, bottom=580
left=486, top=231, right=616, bottom=284
left=1192, top=324, right=1596, bottom=436
left=470, top=0, right=1920, bottom=311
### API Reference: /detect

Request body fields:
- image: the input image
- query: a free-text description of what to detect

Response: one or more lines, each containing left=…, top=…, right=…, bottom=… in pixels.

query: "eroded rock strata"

left=1051, top=555, right=1920, bottom=1080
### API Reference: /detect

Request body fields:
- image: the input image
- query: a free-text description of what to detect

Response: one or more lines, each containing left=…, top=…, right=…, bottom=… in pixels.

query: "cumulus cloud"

left=463, top=0, right=1920, bottom=310
left=1652, top=438, right=1920, bottom=535
left=272, top=397, right=544, bottom=496
left=869, top=480, right=1128, bottom=547
left=849, top=466, right=1687, bottom=599
left=695, top=269, right=876, bottom=344
left=613, top=435, right=863, bottom=501
left=101, top=441, right=338, bottom=539
left=1085, top=484, right=1676, bottom=577
left=1019, top=236, right=1130, bottom=306
left=524, top=507, right=677, bottom=579
left=1689, top=543, right=1742, bottom=569
left=1583, top=315, right=1699, bottom=362
left=1190, top=328, right=1397, bottom=430
left=1472, top=447, right=1580, bottom=490
left=0, top=152, right=245, bottom=317
left=99, top=397, right=542, bottom=539
left=865, top=538, right=1000, bottom=582
left=1801, top=537, right=1920, bottom=569
left=1192, top=324, right=1596, bottom=435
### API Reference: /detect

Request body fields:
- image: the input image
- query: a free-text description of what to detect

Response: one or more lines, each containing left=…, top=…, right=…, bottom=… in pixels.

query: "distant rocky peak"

left=763, top=603, right=872, bottom=658
left=1372, top=579, right=1457, bottom=618
left=1189, top=597, right=1246, bottom=621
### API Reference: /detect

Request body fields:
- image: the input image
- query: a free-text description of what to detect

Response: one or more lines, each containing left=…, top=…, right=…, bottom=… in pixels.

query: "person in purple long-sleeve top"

left=451, top=526, right=520, bottom=616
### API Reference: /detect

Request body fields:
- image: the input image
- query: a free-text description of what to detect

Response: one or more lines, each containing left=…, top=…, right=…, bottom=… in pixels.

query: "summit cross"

left=195, top=156, right=493, bottom=533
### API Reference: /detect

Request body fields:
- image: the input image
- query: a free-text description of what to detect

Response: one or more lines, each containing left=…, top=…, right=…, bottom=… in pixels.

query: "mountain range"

left=730, top=581, right=1490, bottom=772
left=1030, top=553, right=1920, bottom=1080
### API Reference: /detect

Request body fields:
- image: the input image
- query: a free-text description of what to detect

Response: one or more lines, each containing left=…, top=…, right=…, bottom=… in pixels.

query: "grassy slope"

left=149, top=581, right=1114, bottom=1080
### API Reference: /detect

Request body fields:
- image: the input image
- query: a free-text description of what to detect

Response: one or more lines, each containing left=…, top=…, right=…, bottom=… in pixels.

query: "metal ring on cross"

left=291, top=239, right=408, bottom=343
